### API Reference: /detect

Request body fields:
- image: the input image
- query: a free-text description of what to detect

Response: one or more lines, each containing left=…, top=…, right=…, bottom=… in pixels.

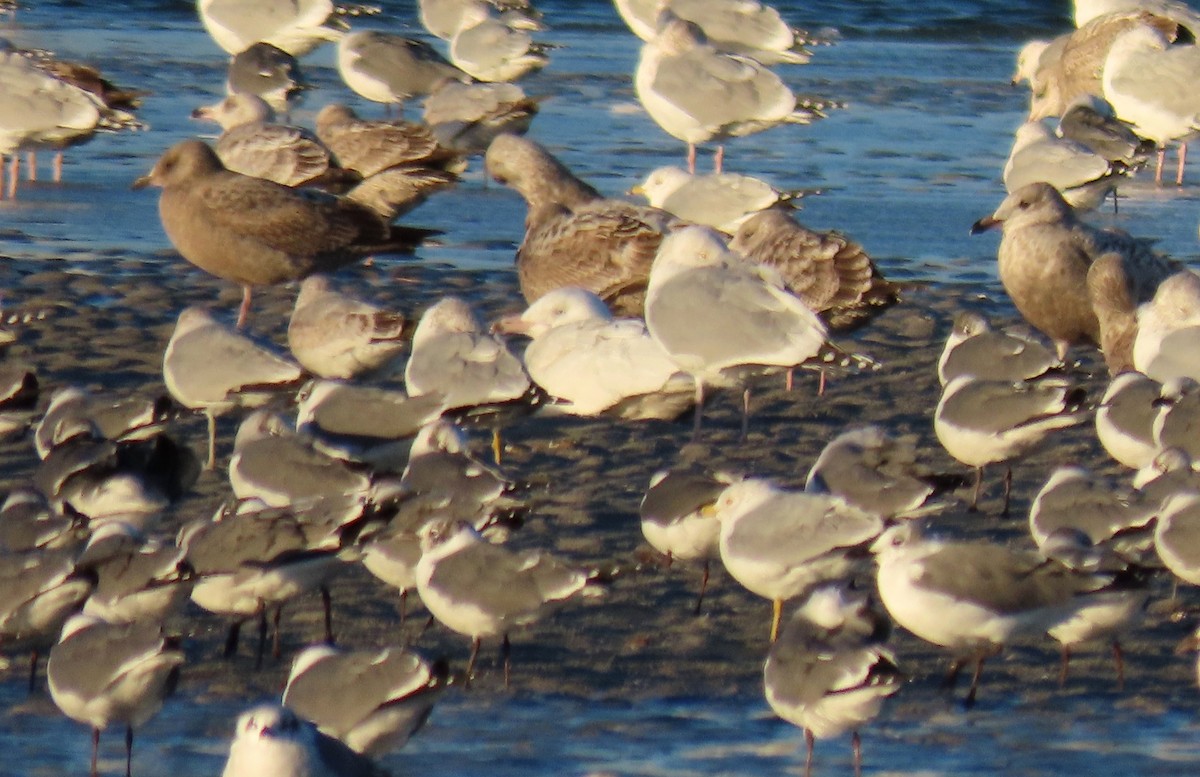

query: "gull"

left=134, top=140, right=436, bottom=328
left=192, top=93, right=343, bottom=188
left=415, top=519, right=598, bottom=686
left=711, top=478, right=883, bottom=642
left=226, top=43, right=308, bottom=115
left=404, top=297, right=533, bottom=458
left=335, top=30, right=469, bottom=109
left=969, top=182, right=1177, bottom=361
left=282, top=643, right=448, bottom=755
left=422, top=80, right=540, bottom=155
left=937, top=311, right=1061, bottom=386
left=635, top=15, right=827, bottom=173
left=763, top=584, right=902, bottom=777
left=630, top=165, right=813, bottom=234
left=872, top=521, right=1103, bottom=706
left=287, top=274, right=408, bottom=380
left=1028, top=466, right=1158, bottom=560
left=492, top=286, right=695, bottom=420
left=805, top=425, right=963, bottom=520
left=639, top=467, right=736, bottom=613
left=1035, top=528, right=1150, bottom=689
left=79, top=525, right=192, bottom=624
left=222, top=704, right=387, bottom=777
left=1096, top=371, right=1161, bottom=469
left=1132, top=269, right=1200, bottom=382
left=47, top=614, right=183, bottom=777
left=0, top=488, right=80, bottom=554
left=197, top=0, right=350, bottom=57
left=449, top=3, right=550, bottom=83
left=294, top=380, right=445, bottom=469
left=1154, top=491, right=1200, bottom=589
left=0, top=362, right=37, bottom=438
left=419, top=0, right=544, bottom=40
left=1103, top=21, right=1200, bottom=185
left=613, top=0, right=823, bottom=65
left=484, top=133, right=676, bottom=317
left=1074, top=0, right=1200, bottom=31
left=1056, top=94, right=1155, bottom=172
left=644, top=225, right=828, bottom=436
left=1151, top=377, right=1200, bottom=461
left=729, top=208, right=900, bottom=332
left=313, top=103, right=464, bottom=179
left=34, top=385, right=172, bottom=460
left=1003, top=120, right=1123, bottom=210
left=934, top=374, right=1088, bottom=513
left=162, top=307, right=304, bottom=469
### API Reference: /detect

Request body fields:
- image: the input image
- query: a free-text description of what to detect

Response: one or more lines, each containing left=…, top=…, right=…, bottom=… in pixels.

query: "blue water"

left=5, top=1, right=1200, bottom=775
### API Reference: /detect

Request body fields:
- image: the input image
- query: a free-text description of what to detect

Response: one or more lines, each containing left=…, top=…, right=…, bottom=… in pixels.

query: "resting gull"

left=226, top=42, right=308, bottom=115
left=1132, top=269, right=1200, bottom=382
left=763, top=584, right=901, bottom=777
left=1003, top=121, right=1123, bottom=211
left=635, top=15, right=828, bottom=173
left=493, top=286, right=695, bottom=420
left=222, top=704, right=387, bottom=777
left=422, top=80, right=540, bottom=155
left=937, top=311, right=1061, bottom=386
left=1095, top=371, right=1162, bottom=469
left=335, top=30, right=469, bottom=109
left=419, top=0, right=544, bottom=40
left=134, top=139, right=435, bottom=328
left=197, top=0, right=354, bottom=57
left=485, top=133, right=676, bottom=317
left=629, top=165, right=813, bottom=234
left=449, top=3, right=550, bottom=83
left=287, top=274, right=408, bottom=380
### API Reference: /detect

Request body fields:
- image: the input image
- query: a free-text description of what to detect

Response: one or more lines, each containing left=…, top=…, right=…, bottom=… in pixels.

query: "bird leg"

left=223, top=621, right=241, bottom=658
left=465, top=636, right=482, bottom=688
left=740, top=387, right=751, bottom=441
left=941, top=657, right=964, bottom=690
left=687, top=143, right=697, bottom=175
left=398, top=589, right=408, bottom=629
left=1155, top=147, right=1166, bottom=186
left=236, top=285, right=253, bottom=330
left=205, top=412, right=218, bottom=471
left=26, top=151, right=35, bottom=181
left=321, top=585, right=335, bottom=644
left=54, top=151, right=64, bottom=183
left=27, top=650, right=39, bottom=694
left=817, top=369, right=827, bottom=396
left=785, top=368, right=794, bottom=391
left=272, top=604, right=284, bottom=659
left=852, top=730, right=863, bottom=777
left=964, top=651, right=989, bottom=708
left=691, top=380, right=705, bottom=441
left=770, top=598, right=783, bottom=643
left=255, top=609, right=268, bottom=670
left=125, top=725, right=133, bottom=777
left=1177, top=142, right=1188, bottom=187
left=91, top=727, right=100, bottom=777
left=1001, top=466, right=1013, bottom=517
left=7, top=154, right=18, bottom=198
left=693, top=559, right=710, bottom=616
left=502, top=633, right=512, bottom=688
left=714, top=145, right=725, bottom=174
left=804, top=728, right=815, bottom=777
left=1112, top=639, right=1126, bottom=691
left=969, top=466, right=983, bottom=512
left=1058, top=645, right=1071, bottom=688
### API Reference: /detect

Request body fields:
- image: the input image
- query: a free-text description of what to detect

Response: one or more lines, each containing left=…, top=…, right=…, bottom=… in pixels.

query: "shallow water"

left=3, top=1, right=1200, bottom=775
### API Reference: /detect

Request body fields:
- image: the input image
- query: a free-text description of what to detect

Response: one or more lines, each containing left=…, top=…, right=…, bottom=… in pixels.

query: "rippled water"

left=5, top=1, right=1200, bottom=775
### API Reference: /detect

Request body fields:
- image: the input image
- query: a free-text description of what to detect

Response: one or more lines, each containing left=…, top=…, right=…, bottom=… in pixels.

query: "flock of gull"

left=10, top=0, right=1200, bottom=775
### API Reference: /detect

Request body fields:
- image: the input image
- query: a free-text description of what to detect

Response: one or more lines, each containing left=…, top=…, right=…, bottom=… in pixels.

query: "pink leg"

left=714, top=144, right=724, bottom=174
left=53, top=152, right=63, bottom=183
left=1177, top=142, right=1188, bottom=186
left=26, top=151, right=35, bottom=182
left=7, top=155, right=17, bottom=198
left=1155, top=147, right=1165, bottom=186
left=236, top=286, right=252, bottom=329
left=0, top=154, right=5, bottom=200
left=687, top=143, right=696, bottom=175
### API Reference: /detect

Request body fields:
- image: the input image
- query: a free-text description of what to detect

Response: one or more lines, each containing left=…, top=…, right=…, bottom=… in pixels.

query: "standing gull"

left=162, top=307, right=304, bottom=469
left=712, top=478, right=883, bottom=642
left=763, top=584, right=901, bottom=777
left=485, top=133, right=676, bottom=317
left=635, top=15, right=827, bottom=173
left=47, top=614, right=183, bottom=777
left=222, top=704, right=387, bottom=777
left=134, top=139, right=434, bottom=328
left=197, top=0, right=352, bottom=57
left=644, top=226, right=828, bottom=436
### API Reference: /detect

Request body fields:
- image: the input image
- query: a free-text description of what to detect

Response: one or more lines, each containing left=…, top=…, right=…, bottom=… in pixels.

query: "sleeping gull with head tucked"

left=222, top=703, right=387, bottom=777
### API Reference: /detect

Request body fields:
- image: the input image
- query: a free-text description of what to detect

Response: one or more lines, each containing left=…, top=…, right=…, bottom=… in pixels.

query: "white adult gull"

left=221, top=703, right=387, bottom=777
left=1132, top=269, right=1200, bottom=383
left=711, top=477, right=883, bottom=642
left=937, top=311, right=1061, bottom=386
left=1002, top=120, right=1123, bottom=211
left=1095, top=371, right=1161, bottom=470
left=287, top=274, right=408, bottom=381
left=645, top=226, right=828, bottom=437
left=634, top=15, right=827, bottom=173
left=335, top=30, right=469, bottom=110
left=197, top=0, right=355, bottom=57
left=630, top=165, right=813, bottom=235
left=449, top=3, right=550, bottom=83
left=493, top=286, right=695, bottom=421
left=225, top=42, right=308, bottom=115
left=283, top=643, right=448, bottom=756
left=763, top=584, right=901, bottom=777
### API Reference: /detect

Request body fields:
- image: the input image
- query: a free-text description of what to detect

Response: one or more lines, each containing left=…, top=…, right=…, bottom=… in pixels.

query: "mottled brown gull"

left=485, top=133, right=676, bottom=316
left=134, top=139, right=434, bottom=328
left=422, top=81, right=539, bottom=154
left=192, top=93, right=343, bottom=188
left=635, top=15, right=828, bottom=173
left=729, top=208, right=899, bottom=332
left=970, top=182, right=1177, bottom=361
left=287, top=274, right=408, bottom=380
left=314, top=103, right=463, bottom=178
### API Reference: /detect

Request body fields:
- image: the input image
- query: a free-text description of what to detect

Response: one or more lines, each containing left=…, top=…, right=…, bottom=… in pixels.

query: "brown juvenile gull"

left=46, top=613, right=183, bottom=777
left=969, top=181, right=1177, bottom=361
left=729, top=208, right=900, bottom=332
left=133, top=139, right=435, bottom=328
left=335, top=30, right=470, bottom=109
left=287, top=274, right=408, bottom=380
left=192, top=93, right=346, bottom=188
left=422, top=79, right=540, bottom=155
left=162, top=307, right=304, bottom=469
left=282, top=643, right=448, bottom=756
left=485, top=133, right=676, bottom=316
left=634, top=15, right=829, bottom=173
left=763, top=584, right=901, bottom=777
